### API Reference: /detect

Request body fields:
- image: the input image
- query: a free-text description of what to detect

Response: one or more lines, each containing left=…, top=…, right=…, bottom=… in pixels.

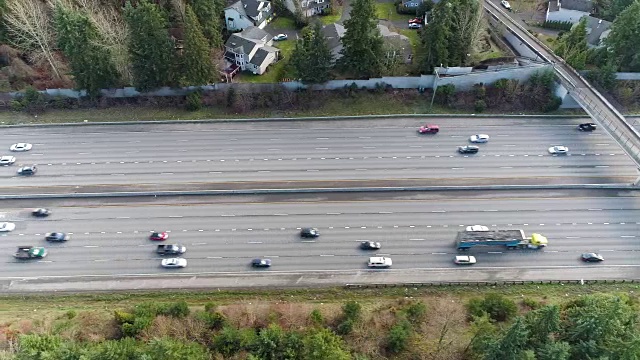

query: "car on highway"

left=0, top=222, right=16, bottom=232
left=578, top=123, right=597, bottom=131
left=161, top=258, right=187, bottom=268
left=501, top=0, right=511, bottom=9
left=32, top=208, right=50, bottom=217
left=454, top=255, right=477, bottom=265
left=581, top=253, right=604, bottom=262
left=458, top=145, right=479, bottom=154
left=45, top=232, right=69, bottom=242
left=367, top=256, right=392, bottom=268
left=251, top=258, right=272, bottom=268
left=360, top=241, right=381, bottom=250
left=466, top=225, right=489, bottom=231
left=548, top=146, right=569, bottom=154
left=417, top=124, right=439, bottom=134
left=408, top=23, right=422, bottom=29
left=273, top=33, right=288, bottom=41
left=17, top=165, right=37, bottom=175
left=300, top=228, right=320, bottom=238
left=156, top=244, right=186, bottom=255
left=469, top=134, right=489, bottom=143
left=0, top=156, right=16, bottom=166
left=10, top=143, right=32, bottom=152
left=149, top=231, right=169, bottom=241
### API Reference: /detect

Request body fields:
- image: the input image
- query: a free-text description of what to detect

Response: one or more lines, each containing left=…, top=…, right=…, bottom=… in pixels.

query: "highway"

left=0, top=117, right=636, bottom=194
left=0, top=190, right=638, bottom=282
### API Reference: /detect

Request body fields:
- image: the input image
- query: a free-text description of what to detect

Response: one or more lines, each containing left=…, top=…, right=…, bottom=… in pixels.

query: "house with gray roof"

left=224, top=26, right=280, bottom=75
left=225, top=0, right=274, bottom=31
left=546, top=0, right=594, bottom=24
left=401, top=0, right=440, bottom=11
left=321, top=23, right=412, bottom=64
left=581, top=15, right=611, bottom=48
left=284, top=0, right=330, bottom=17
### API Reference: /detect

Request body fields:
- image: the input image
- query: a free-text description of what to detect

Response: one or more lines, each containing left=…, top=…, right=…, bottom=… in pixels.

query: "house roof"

left=226, top=0, right=247, bottom=15
left=321, top=23, right=346, bottom=52
left=242, top=0, right=269, bottom=18
left=240, top=26, right=271, bottom=41
left=561, top=0, right=593, bottom=12
left=249, top=47, right=278, bottom=67
left=377, top=24, right=409, bottom=41
left=225, top=34, right=259, bottom=56
left=583, top=15, right=611, bottom=46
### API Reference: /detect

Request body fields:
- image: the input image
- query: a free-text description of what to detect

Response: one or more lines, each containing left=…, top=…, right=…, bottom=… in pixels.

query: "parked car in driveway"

left=548, top=146, right=569, bottom=154
left=272, top=34, right=288, bottom=41
left=408, top=23, right=422, bottom=29
left=408, top=17, right=423, bottom=24
left=458, top=145, right=479, bottom=154
left=578, top=123, right=597, bottom=131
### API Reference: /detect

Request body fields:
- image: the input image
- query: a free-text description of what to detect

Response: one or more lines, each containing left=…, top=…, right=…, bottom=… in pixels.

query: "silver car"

left=0, top=156, right=16, bottom=165
left=469, top=134, right=489, bottom=143
left=161, top=258, right=187, bottom=268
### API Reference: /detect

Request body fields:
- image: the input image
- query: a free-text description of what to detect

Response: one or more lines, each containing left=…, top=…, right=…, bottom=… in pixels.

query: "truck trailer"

left=456, top=229, right=547, bottom=251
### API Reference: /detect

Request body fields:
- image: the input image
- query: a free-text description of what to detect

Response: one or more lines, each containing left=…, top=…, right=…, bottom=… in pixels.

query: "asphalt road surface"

left=0, top=117, right=636, bottom=194
left=1, top=190, right=638, bottom=283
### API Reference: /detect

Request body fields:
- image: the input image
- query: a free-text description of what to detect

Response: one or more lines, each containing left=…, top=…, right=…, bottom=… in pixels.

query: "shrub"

left=309, top=309, right=324, bottom=326
left=212, top=327, right=256, bottom=357
left=474, top=99, right=487, bottom=112
left=466, top=293, right=517, bottom=322
left=65, top=310, right=77, bottom=319
left=164, top=301, right=190, bottom=318
left=402, top=301, right=427, bottom=323
left=336, top=319, right=354, bottom=335
left=522, top=297, right=541, bottom=310
left=543, top=96, right=562, bottom=112
left=114, top=310, right=135, bottom=324
left=204, top=302, right=219, bottom=312
left=387, top=319, right=412, bottom=353
left=199, top=311, right=227, bottom=330
left=342, top=301, right=362, bottom=322
left=185, top=91, right=202, bottom=111
left=542, top=20, right=573, bottom=31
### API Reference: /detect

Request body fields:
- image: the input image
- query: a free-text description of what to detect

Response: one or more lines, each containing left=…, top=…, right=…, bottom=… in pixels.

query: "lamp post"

left=430, top=65, right=441, bottom=109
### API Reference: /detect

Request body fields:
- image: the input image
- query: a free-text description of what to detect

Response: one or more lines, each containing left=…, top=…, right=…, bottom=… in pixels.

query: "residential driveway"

left=338, top=0, right=352, bottom=23
left=264, top=23, right=300, bottom=41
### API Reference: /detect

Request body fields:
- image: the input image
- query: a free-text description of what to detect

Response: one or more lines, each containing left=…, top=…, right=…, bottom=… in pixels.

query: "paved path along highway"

left=0, top=117, right=635, bottom=194
left=0, top=189, right=638, bottom=287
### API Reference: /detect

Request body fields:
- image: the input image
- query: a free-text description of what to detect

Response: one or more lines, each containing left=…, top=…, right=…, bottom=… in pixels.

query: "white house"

left=225, top=0, right=274, bottom=32
left=284, top=0, right=330, bottom=17
left=224, top=26, right=280, bottom=75
left=546, top=0, right=593, bottom=24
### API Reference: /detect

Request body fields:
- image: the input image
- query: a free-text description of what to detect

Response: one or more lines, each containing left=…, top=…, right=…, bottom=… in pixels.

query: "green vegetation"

left=269, top=16, right=296, bottom=29
left=2, top=284, right=640, bottom=359
left=290, top=23, right=334, bottom=83
left=542, top=20, right=573, bottom=31
left=319, top=5, right=343, bottom=24
left=375, top=2, right=412, bottom=21
left=236, top=40, right=296, bottom=83
left=339, top=0, right=385, bottom=78
left=554, top=17, right=588, bottom=70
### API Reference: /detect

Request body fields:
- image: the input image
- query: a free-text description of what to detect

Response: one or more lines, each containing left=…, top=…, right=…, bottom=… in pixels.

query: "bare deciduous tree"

left=5, top=0, right=62, bottom=78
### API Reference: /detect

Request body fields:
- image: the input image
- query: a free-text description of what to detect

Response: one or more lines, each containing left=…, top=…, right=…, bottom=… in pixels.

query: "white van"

left=367, top=257, right=392, bottom=268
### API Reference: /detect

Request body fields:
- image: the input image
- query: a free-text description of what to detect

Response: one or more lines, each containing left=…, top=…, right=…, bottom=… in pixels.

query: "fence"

left=344, top=278, right=640, bottom=289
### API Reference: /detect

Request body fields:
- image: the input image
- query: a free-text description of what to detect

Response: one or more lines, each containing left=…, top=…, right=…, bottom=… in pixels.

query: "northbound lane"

left=0, top=190, right=638, bottom=280
left=0, top=117, right=635, bottom=194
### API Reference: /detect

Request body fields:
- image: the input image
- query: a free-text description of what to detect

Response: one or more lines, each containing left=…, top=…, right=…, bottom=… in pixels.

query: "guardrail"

left=344, top=279, right=640, bottom=288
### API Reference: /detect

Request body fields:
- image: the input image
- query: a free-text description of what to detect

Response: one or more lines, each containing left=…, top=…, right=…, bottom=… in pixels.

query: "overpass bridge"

left=483, top=1, right=640, bottom=184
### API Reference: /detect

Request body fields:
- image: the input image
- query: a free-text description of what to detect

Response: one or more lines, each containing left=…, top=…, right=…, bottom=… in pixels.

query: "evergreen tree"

left=339, top=0, right=384, bottom=78
left=187, top=0, right=224, bottom=48
left=181, top=5, right=215, bottom=86
left=606, top=0, right=640, bottom=71
left=604, top=0, right=635, bottom=21
left=290, top=23, right=333, bottom=83
left=555, top=18, right=588, bottom=69
left=124, top=0, right=175, bottom=91
left=54, top=5, right=120, bottom=97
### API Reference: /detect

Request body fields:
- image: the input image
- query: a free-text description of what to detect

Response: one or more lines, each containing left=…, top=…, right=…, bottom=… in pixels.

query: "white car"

left=367, top=256, right=392, bottom=268
left=0, top=222, right=16, bottom=232
left=10, top=143, right=32, bottom=152
left=454, top=255, right=477, bottom=265
left=161, top=258, right=187, bottom=268
left=272, top=34, right=288, bottom=41
left=501, top=0, right=511, bottom=9
left=548, top=146, right=569, bottom=154
left=0, top=156, right=16, bottom=166
left=466, top=225, right=489, bottom=231
left=469, top=134, right=490, bottom=143
left=408, top=23, right=421, bottom=29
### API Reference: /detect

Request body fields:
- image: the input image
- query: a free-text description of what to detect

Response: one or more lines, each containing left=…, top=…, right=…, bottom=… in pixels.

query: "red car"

left=417, top=124, right=439, bottom=134
left=408, top=17, right=423, bottom=24
left=150, top=231, right=169, bottom=241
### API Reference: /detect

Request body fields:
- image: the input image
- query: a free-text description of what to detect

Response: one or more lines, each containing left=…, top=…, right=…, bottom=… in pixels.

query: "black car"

left=251, top=258, right=272, bottom=267
left=300, top=228, right=320, bottom=238
left=578, top=123, right=597, bottom=132
left=360, top=241, right=381, bottom=250
left=581, top=252, right=604, bottom=262
left=32, top=208, right=50, bottom=217
left=458, top=146, right=479, bottom=154
left=17, top=165, right=37, bottom=175
left=45, top=232, right=69, bottom=242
